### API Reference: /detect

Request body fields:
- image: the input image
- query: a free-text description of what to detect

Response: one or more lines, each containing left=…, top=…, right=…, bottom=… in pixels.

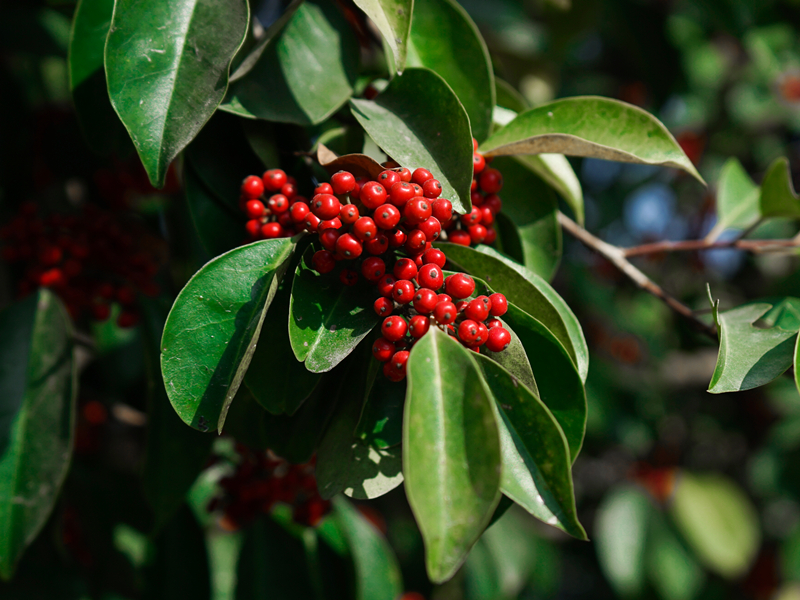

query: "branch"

left=623, top=236, right=800, bottom=257
left=557, top=212, right=717, bottom=340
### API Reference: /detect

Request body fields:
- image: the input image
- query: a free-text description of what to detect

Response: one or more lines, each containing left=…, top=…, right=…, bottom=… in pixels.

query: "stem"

left=623, top=236, right=800, bottom=257
left=557, top=212, right=717, bottom=340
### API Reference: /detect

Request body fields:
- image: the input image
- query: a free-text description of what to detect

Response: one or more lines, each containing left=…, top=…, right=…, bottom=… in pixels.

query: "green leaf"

left=184, top=164, right=244, bottom=259
left=222, top=2, right=359, bottom=125
left=481, top=318, right=537, bottom=394
left=403, top=328, right=502, bottom=583
left=474, top=355, right=585, bottom=539
left=356, top=375, right=406, bottom=449
left=708, top=300, right=800, bottom=394
left=705, top=157, right=760, bottom=241
left=479, top=96, right=705, bottom=185
left=515, top=154, right=584, bottom=225
left=595, top=486, right=654, bottom=598
left=350, top=68, right=474, bottom=213
left=68, top=0, right=129, bottom=155
left=0, top=290, right=76, bottom=581
left=670, top=472, right=760, bottom=579
left=105, top=0, right=249, bottom=187
left=495, top=79, right=528, bottom=113
left=438, top=243, right=588, bottom=381
left=760, top=156, right=800, bottom=218
left=355, top=0, right=412, bottom=75
left=405, top=0, right=494, bottom=141
left=480, top=156, right=562, bottom=280
left=492, top=212, right=526, bottom=266
left=161, top=238, right=295, bottom=432
left=289, top=249, right=380, bottom=373
left=332, top=497, right=404, bottom=600
left=646, top=512, right=706, bottom=600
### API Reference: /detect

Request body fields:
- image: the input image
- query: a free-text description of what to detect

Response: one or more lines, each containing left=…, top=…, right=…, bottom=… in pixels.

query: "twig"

left=622, top=237, right=800, bottom=257
left=72, top=330, right=95, bottom=350
left=557, top=212, right=718, bottom=340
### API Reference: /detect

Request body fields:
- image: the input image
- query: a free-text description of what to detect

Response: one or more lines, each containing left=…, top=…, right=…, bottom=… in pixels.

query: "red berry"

left=389, top=182, right=416, bottom=207
left=412, top=168, right=434, bottom=186
left=241, top=175, right=265, bottom=198
left=312, top=250, right=336, bottom=274
left=388, top=228, right=407, bottom=248
left=422, top=248, right=446, bottom=268
left=360, top=182, right=387, bottom=209
left=480, top=207, right=494, bottom=225
left=449, top=230, right=471, bottom=246
left=418, top=217, right=442, bottom=242
left=489, top=293, right=508, bottom=316
left=393, top=258, right=418, bottom=281
left=417, top=264, right=443, bottom=290
left=382, top=316, right=407, bottom=342
left=268, top=194, right=289, bottom=214
left=374, top=296, right=394, bottom=317
left=486, top=317, right=503, bottom=329
left=413, top=288, right=439, bottom=314
left=409, top=315, right=430, bottom=338
left=461, top=207, right=482, bottom=227
left=396, top=167, right=412, bottom=182
left=261, top=222, right=284, bottom=238
left=471, top=190, right=484, bottom=206
left=245, top=219, right=261, bottom=238
left=376, top=274, right=397, bottom=297
left=263, top=169, right=287, bottom=192
left=392, top=280, right=415, bottom=304
left=404, top=229, right=427, bottom=253
left=458, top=320, right=481, bottom=345
left=304, top=213, right=321, bottom=232
left=372, top=337, right=396, bottom=361
left=433, top=301, right=458, bottom=324
left=373, top=204, right=401, bottom=230
left=362, top=257, right=386, bottom=282
left=335, top=233, right=363, bottom=259
left=411, top=183, right=424, bottom=196
left=484, top=227, right=497, bottom=244
left=290, top=202, right=310, bottom=223
left=39, top=268, right=65, bottom=288
left=464, top=296, right=490, bottom=321
left=281, top=182, right=297, bottom=201
left=319, top=228, right=340, bottom=252
left=377, top=170, right=401, bottom=191
left=479, top=168, right=503, bottom=194
left=437, top=293, right=452, bottom=303
left=431, top=198, right=453, bottom=223
left=473, top=153, right=486, bottom=175
left=278, top=212, right=293, bottom=227
left=340, top=204, right=360, bottom=225
left=245, top=199, right=266, bottom=219
left=383, top=360, right=405, bottom=382
left=365, top=233, right=389, bottom=255
left=404, top=198, right=432, bottom=225
left=422, top=179, right=442, bottom=198
left=339, top=269, right=358, bottom=286
left=472, top=138, right=479, bottom=151
left=390, top=350, right=409, bottom=373
left=331, top=171, right=356, bottom=195
left=468, top=224, right=487, bottom=244
left=486, top=327, right=511, bottom=352
left=352, top=216, right=377, bottom=241
left=445, top=273, right=475, bottom=299
left=311, top=194, right=341, bottom=220
left=91, top=303, right=111, bottom=322
left=320, top=217, right=342, bottom=231
left=315, top=183, right=334, bottom=195
left=117, top=311, right=140, bottom=329
left=483, top=194, right=502, bottom=215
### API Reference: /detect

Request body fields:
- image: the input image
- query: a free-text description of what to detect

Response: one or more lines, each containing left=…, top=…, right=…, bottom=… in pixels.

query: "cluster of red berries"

left=208, top=446, right=330, bottom=530
left=0, top=202, right=160, bottom=326
left=240, top=169, right=304, bottom=240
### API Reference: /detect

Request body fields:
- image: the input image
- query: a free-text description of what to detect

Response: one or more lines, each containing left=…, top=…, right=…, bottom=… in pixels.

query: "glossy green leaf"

left=222, top=2, right=359, bottom=125
left=333, top=497, right=403, bottom=600
left=481, top=319, right=537, bottom=394
left=184, top=165, right=244, bottom=259
left=105, top=0, right=249, bottom=187
left=161, top=238, right=295, bottom=432
left=474, top=355, right=585, bottom=539
left=405, top=0, right=494, bottom=141
left=480, top=96, right=705, bottom=184
left=350, top=68, right=474, bottom=213
left=705, top=157, right=760, bottom=241
left=492, top=212, right=526, bottom=266
left=646, top=512, right=705, bottom=600
left=516, top=154, right=584, bottom=225
left=356, top=0, right=412, bottom=75
left=595, top=486, right=654, bottom=598
left=356, top=375, right=405, bottom=450
left=403, top=328, right=501, bottom=583
left=438, top=242, right=588, bottom=381
left=289, top=250, right=380, bottom=373
left=708, top=300, right=800, bottom=394
left=760, top=157, right=800, bottom=218
left=670, top=472, right=760, bottom=579
left=0, top=290, right=76, bottom=580
left=68, top=0, right=129, bottom=154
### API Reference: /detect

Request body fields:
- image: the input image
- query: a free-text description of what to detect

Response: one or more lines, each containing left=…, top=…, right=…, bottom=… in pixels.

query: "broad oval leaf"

left=332, top=497, right=404, bottom=600
left=0, top=290, right=76, bottom=580
left=350, top=68, right=474, bottom=213
left=479, top=96, right=705, bottom=185
left=403, top=328, right=501, bottom=583
left=646, top=511, right=706, bottom=600
left=222, top=2, right=359, bottom=125
left=709, top=301, right=800, bottom=394
left=705, top=157, right=760, bottom=242
left=161, top=238, right=295, bottom=432
left=406, top=0, right=494, bottom=141
left=289, top=250, right=380, bottom=373
left=438, top=242, right=588, bottom=381
left=474, top=354, right=585, bottom=540
left=480, top=318, right=537, bottom=395
left=105, top=0, right=249, bottom=187
left=670, top=472, right=760, bottom=579
left=356, top=375, right=406, bottom=450
left=355, top=0, right=413, bottom=75
left=760, top=156, right=800, bottom=218
left=516, top=154, right=584, bottom=226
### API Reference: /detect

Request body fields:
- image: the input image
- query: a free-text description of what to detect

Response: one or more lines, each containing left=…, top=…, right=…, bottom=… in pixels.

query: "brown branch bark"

left=622, top=237, right=800, bottom=257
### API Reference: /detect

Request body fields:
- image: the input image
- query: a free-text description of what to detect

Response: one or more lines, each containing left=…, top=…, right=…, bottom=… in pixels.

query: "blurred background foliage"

left=3, top=0, right=800, bottom=598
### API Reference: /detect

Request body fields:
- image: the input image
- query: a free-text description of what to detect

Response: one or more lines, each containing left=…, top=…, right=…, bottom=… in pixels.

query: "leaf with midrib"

left=760, top=156, right=800, bottom=218
left=705, top=157, right=760, bottom=242
left=355, top=0, right=413, bottom=75
left=161, top=238, right=295, bottom=432
left=479, top=96, right=705, bottom=185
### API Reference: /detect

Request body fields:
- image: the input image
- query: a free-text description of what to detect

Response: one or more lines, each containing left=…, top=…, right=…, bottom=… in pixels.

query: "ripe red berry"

left=335, top=233, right=362, bottom=259
left=278, top=212, right=293, bottom=228
left=417, top=264, right=444, bottom=290
left=433, top=301, right=458, bottom=324
left=485, top=327, right=511, bottom=352
left=374, top=296, right=394, bottom=317
left=376, top=274, right=396, bottom=297
left=437, top=293, right=452, bottom=303
left=315, top=183, right=334, bottom=195
left=263, top=169, right=287, bottom=191
left=261, top=222, right=284, bottom=238
left=245, top=219, right=261, bottom=238
left=242, top=175, right=265, bottom=198
left=390, top=350, right=409, bottom=373
left=312, top=250, right=336, bottom=274
left=373, top=204, right=401, bottom=230
left=393, top=258, right=418, bottom=281
left=91, top=303, right=111, bottom=322
left=471, top=190, right=485, bottom=206
left=489, top=293, right=508, bottom=316
left=418, top=217, right=442, bottom=241
left=458, top=320, right=481, bottom=345
left=479, top=168, right=503, bottom=194
left=353, top=217, right=378, bottom=241
left=483, top=194, right=502, bottom=215
left=472, top=138, right=479, bottom=151
left=383, top=360, right=405, bottom=382
left=311, top=194, right=341, bottom=220
left=117, top=311, right=140, bottom=329
left=303, top=213, right=321, bottom=232
left=382, top=316, right=407, bottom=342
left=403, top=198, right=432, bottom=225
left=464, top=296, right=490, bottom=321
left=377, top=170, right=401, bottom=191
left=413, top=288, right=439, bottom=314
left=39, top=268, right=65, bottom=288
left=409, top=315, right=430, bottom=338
left=422, top=248, right=446, bottom=268
left=339, top=269, right=358, bottom=286
left=389, top=182, right=416, bottom=207
left=431, top=198, right=453, bottom=223
left=281, top=182, right=297, bottom=201
left=320, top=217, right=342, bottom=231
left=360, top=182, right=387, bottom=209
left=290, top=202, right=310, bottom=223
left=396, top=167, right=412, bottom=182
left=392, top=280, right=415, bottom=304
left=340, top=204, right=360, bottom=225
left=405, top=229, right=427, bottom=253
left=372, top=337, right=395, bottom=361
left=331, top=171, right=356, bottom=195
left=484, top=227, right=497, bottom=244
left=480, top=207, right=494, bottom=225
left=461, top=207, right=482, bottom=227
left=422, top=179, right=442, bottom=198
left=473, top=153, right=486, bottom=175
left=359, top=257, right=383, bottom=282
left=388, top=228, right=407, bottom=248
left=412, top=168, right=434, bottom=186
left=468, top=224, right=487, bottom=244
left=365, top=233, right=389, bottom=255
left=445, top=273, right=475, bottom=299
left=411, top=183, right=424, bottom=196
left=319, top=228, right=340, bottom=252
left=486, top=317, right=503, bottom=329
left=449, top=230, right=471, bottom=246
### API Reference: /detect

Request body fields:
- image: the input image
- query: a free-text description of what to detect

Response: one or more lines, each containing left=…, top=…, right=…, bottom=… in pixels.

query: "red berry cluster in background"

left=208, top=445, right=330, bottom=530
left=239, top=169, right=305, bottom=240
left=0, top=202, right=161, bottom=326
left=442, top=139, right=503, bottom=247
